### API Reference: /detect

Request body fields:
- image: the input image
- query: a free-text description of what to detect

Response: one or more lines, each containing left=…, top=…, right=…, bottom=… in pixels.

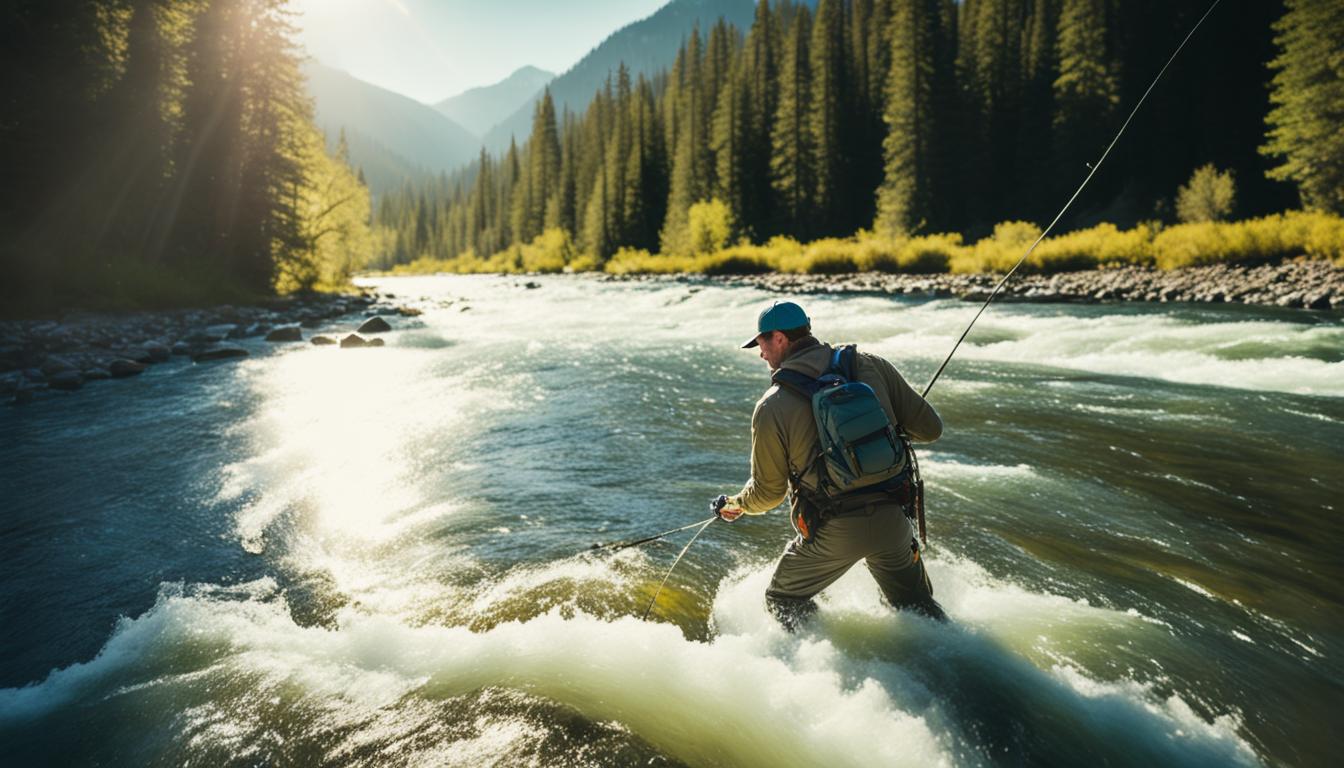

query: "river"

left=2, top=274, right=1341, bottom=766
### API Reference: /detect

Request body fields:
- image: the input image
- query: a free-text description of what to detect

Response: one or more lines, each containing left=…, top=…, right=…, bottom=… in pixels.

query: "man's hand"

left=716, top=495, right=745, bottom=521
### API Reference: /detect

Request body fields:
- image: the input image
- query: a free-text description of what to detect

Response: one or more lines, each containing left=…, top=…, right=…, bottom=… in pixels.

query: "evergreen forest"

left=373, top=0, right=1342, bottom=273
left=2, top=0, right=373, bottom=312
left=3, top=0, right=1342, bottom=310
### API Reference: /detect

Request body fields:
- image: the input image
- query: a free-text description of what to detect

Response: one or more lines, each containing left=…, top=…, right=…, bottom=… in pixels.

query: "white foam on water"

left=0, top=551, right=1266, bottom=767
left=858, top=304, right=1344, bottom=397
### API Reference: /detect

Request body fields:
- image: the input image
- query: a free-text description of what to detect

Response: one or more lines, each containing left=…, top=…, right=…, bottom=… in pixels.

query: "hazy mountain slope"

left=434, top=66, right=554, bottom=137
left=303, top=61, right=479, bottom=187
left=481, top=0, right=756, bottom=151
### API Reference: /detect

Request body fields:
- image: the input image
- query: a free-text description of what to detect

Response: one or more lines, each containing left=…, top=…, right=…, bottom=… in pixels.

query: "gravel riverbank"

left=701, top=259, right=1344, bottom=310
left=0, top=291, right=422, bottom=404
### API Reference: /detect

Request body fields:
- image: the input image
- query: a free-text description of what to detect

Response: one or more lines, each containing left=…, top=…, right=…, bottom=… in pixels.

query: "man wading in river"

left=718, top=300, right=947, bottom=629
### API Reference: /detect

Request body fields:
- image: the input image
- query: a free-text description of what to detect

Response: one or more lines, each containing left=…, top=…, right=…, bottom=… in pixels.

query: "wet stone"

left=109, top=359, right=147, bottom=378
left=192, top=347, right=249, bottom=363
left=265, top=326, right=303, bottom=342
left=357, top=316, right=392, bottom=334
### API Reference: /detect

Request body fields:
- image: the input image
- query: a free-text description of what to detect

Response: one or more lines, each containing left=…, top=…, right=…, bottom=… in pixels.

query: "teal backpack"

left=773, top=345, right=924, bottom=541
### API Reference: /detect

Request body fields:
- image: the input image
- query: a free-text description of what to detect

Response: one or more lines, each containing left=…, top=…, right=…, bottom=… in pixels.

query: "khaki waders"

left=765, top=503, right=946, bottom=630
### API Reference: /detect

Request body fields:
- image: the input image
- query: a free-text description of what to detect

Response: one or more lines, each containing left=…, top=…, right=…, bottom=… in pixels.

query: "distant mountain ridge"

left=481, top=0, right=757, bottom=152
left=303, top=61, right=480, bottom=194
left=434, top=66, right=554, bottom=138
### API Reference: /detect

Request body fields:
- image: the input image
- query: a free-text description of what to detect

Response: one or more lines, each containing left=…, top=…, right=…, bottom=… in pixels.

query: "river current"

left=2, top=275, right=1341, bottom=766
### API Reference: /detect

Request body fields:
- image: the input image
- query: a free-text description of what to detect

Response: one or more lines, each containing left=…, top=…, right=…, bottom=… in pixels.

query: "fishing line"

left=589, top=516, right=719, bottom=552
left=641, top=517, right=716, bottom=621
left=921, top=0, right=1224, bottom=399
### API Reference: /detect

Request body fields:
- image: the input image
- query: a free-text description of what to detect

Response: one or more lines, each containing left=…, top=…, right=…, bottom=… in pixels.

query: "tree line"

left=2, top=0, right=373, bottom=311
left=374, top=0, right=1340, bottom=269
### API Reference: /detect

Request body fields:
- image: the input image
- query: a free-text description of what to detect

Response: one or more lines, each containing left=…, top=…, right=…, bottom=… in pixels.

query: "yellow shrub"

left=799, top=238, right=861, bottom=274
left=952, top=221, right=1042, bottom=273
left=1030, top=222, right=1156, bottom=272
left=897, top=233, right=963, bottom=273
left=517, top=228, right=575, bottom=273
left=687, top=199, right=737, bottom=254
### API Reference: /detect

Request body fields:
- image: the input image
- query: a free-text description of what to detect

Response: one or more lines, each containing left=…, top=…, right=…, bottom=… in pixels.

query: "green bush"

left=687, top=199, right=737, bottom=254
left=1176, top=164, right=1237, bottom=223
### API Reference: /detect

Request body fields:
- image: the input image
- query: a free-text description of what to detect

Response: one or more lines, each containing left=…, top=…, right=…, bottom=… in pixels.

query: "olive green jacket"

left=733, top=337, right=942, bottom=516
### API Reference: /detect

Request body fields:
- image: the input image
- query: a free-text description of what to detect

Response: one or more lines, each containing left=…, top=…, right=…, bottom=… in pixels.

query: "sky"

left=292, top=0, right=669, bottom=104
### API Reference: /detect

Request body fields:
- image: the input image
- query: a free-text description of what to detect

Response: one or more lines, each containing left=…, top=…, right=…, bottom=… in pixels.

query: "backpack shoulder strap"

left=771, top=368, right=823, bottom=400
left=831, top=344, right=858, bottom=382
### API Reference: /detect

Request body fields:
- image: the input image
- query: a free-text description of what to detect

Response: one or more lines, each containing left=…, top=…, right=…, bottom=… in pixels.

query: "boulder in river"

left=340, top=333, right=368, bottom=348
left=357, top=316, right=392, bottom=334
left=40, top=356, right=78, bottom=377
left=367, top=338, right=385, bottom=347
left=265, top=326, right=303, bottom=342
left=191, top=347, right=249, bottom=363
left=47, top=370, right=83, bottom=390
left=109, top=359, right=147, bottom=377
left=141, top=343, right=171, bottom=363
left=310, top=335, right=336, bottom=346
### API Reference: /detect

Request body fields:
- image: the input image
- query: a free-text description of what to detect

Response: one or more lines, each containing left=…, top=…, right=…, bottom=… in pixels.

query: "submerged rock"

left=357, top=316, right=392, bottom=334
left=47, top=370, right=83, bottom=390
left=109, top=359, right=147, bottom=378
left=141, top=343, right=172, bottom=363
left=192, top=347, right=249, bottom=363
left=310, top=335, right=336, bottom=346
left=265, top=326, right=303, bottom=342
left=340, top=333, right=368, bottom=348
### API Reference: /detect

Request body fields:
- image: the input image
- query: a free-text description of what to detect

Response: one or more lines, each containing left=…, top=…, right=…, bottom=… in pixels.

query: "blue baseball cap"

left=742, top=300, right=810, bottom=348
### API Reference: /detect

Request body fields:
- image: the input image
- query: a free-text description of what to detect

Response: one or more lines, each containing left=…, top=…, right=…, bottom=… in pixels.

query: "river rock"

left=109, top=359, right=147, bottom=377
left=47, top=370, right=83, bottom=390
left=300, top=316, right=325, bottom=329
left=0, top=347, right=25, bottom=371
left=141, top=343, right=171, bottom=363
left=367, top=338, right=385, bottom=347
left=40, top=355, right=78, bottom=377
left=357, top=316, right=392, bottom=334
left=311, top=335, right=336, bottom=346
left=340, top=334, right=368, bottom=348
left=265, top=326, right=303, bottom=342
left=192, top=346, right=248, bottom=363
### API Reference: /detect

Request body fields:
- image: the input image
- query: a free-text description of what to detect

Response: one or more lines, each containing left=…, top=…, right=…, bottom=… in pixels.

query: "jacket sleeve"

left=875, top=356, right=943, bottom=442
left=734, top=394, right=791, bottom=514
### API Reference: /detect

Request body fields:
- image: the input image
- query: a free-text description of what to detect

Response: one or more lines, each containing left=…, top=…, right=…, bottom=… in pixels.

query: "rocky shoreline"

left=1, top=291, right=420, bottom=404
left=5, top=260, right=1340, bottom=404
left=701, top=259, right=1344, bottom=310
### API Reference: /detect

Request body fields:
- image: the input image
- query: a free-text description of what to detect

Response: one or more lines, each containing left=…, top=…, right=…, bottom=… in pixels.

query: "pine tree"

left=661, top=27, right=712, bottom=255
left=808, top=0, right=847, bottom=232
left=742, top=0, right=781, bottom=239
left=771, top=6, right=815, bottom=238
left=1052, top=0, right=1119, bottom=197
left=1261, top=0, right=1344, bottom=214
left=875, top=0, right=951, bottom=235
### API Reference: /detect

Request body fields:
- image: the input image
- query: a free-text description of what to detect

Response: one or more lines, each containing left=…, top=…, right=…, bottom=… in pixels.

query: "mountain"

left=303, top=61, right=480, bottom=193
left=481, top=0, right=757, bottom=152
left=434, top=66, right=555, bottom=138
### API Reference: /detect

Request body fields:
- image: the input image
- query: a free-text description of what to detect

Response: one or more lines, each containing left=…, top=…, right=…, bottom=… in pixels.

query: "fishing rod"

left=920, top=0, right=1224, bottom=400
left=589, top=516, right=719, bottom=552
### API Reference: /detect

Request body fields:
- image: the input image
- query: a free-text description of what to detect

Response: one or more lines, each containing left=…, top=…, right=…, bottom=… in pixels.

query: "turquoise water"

left=2, top=275, right=1341, bottom=766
